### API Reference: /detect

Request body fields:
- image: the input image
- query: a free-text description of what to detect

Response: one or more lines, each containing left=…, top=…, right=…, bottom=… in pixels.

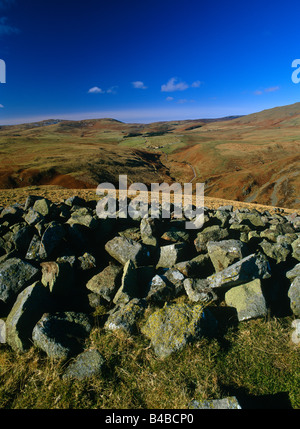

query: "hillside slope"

left=0, top=103, right=299, bottom=209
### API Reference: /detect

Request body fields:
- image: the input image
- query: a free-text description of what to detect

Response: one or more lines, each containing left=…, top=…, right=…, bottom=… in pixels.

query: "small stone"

left=189, top=396, right=241, bottom=409
left=113, top=260, right=138, bottom=305
left=291, top=319, right=300, bottom=345
left=63, top=349, right=105, bottom=380
left=86, top=264, right=122, bottom=302
left=0, top=319, right=6, bottom=343
left=105, top=298, right=145, bottom=334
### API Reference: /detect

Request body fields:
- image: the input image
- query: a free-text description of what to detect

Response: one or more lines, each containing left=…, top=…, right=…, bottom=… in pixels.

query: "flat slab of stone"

left=207, top=253, right=271, bottom=289
left=105, top=236, right=150, bottom=266
left=225, top=279, right=268, bottom=321
left=86, top=264, right=122, bottom=302
left=0, top=257, right=39, bottom=304
left=190, top=396, right=242, bottom=409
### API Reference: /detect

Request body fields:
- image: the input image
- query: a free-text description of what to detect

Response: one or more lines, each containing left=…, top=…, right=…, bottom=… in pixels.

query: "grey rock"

left=6, top=281, right=52, bottom=352
left=292, top=237, right=300, bottom=261
left=0, top=319, right=6, bottom=343
left=163, top=268, right=185, bottom=296
left=24, top=208, right=43, bottom=226
left=259, top=240, right=291, bottom=263
left=156, top=243, right=187, bottom=268
left=32, top=311, right=92, bottom=359
left=63, top=349, right=105, bottom=380
left=78, top=252, right=96, bottom=271
left=288, top=276, right=300, bottom=316
left=140, top=217, right=158, bottom=246
left=25, top=235, right=42, bottom=261
left=286, top=263, right=300, bottom=281
left=291, top=319, right=300, bottom=345
left=105, top=298, right=145, bottom=334
left=141, top=302, right=217, bottom=358
left=32, top=198, right=52, bottom=217
left=175, top=253, right=214, bottom=278
left=39, top=221, right=66, bottom=260
left=161, top=227, right=190, bottom=243
left=190, top=396, right=241, bottom=409
left=236, top=211, right=265, bottom=228
left=194, top=225, right=229, bottom=253
left=86, top=264, right=122, bottom=302
left=67, top=207, right=98, bottom=229
left=225, top=279, right=268, bottom=321
left=183, top=278, right=217, bottom=303
left=207, top=239, right=248, bottom=272
left=146, top=274, right=173, bottom=304
left=105, top=236, right=150, bottom=266
left=207, top=253, right=271, bottom=289
left=0, top=257, right=39, bottom=304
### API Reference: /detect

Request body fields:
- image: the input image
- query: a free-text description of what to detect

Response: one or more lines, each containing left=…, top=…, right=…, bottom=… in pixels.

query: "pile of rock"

left=0, top=195, right=299, bottom=378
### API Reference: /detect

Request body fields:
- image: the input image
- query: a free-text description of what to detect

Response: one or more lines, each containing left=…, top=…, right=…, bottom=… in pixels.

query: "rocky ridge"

left=0, top=195, right=299, bottom=385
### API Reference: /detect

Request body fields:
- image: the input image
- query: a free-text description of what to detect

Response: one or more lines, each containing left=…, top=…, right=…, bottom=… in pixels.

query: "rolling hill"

left=0, top=103, right=299, bottom=209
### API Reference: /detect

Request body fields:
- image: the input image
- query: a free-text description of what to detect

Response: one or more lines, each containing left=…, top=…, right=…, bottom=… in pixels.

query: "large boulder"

left=194, top=225, right=229, bottom=253
left=288, top=276, right=300, bottom=317
left=156, top=243, right=188, bottom=268
left=207, top=239, right=248, bottom=272
left=105, top=236, right=150, bottom=266
left=0, top=257, right=39, bottom=305
left=225, top=279, right=268, bottom=321
left=86, top=264, right=122, bottom=302
left=39, top=221, right=66, bottom=260
left=32, top=311, right=93, bottom=359
left=141, top=302, right=217, bottom=358
left=6, top=281, right=52, bottom=352
left=207, top=253, right=271, bottom=289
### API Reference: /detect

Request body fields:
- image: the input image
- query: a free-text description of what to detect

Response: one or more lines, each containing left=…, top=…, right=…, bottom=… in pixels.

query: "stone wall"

left=0, top=195, right=299, bottom=379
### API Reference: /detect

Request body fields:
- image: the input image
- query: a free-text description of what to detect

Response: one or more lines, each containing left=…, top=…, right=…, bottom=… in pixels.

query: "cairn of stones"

left=0, top=194, right=299, bottom=380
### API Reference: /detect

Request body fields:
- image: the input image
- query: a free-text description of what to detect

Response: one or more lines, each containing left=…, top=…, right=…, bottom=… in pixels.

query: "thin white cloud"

left=0, top=104, right=4, bottom=108
left=161, top=77, right=189, bottom=92
left=132, top=81, right=147, bottom=89
left=161, top=77, right=202, bottom=92
left=191, top=80, right=202, bottom=88
left=264, top=86, right=280, bottom=93
left=88, top=86, right=105, bottom=94
left=166, top=96, right=174, bottom=101
left=106, top=86, right=118, bottom=94
left=254, top=86, right=280, bottom=95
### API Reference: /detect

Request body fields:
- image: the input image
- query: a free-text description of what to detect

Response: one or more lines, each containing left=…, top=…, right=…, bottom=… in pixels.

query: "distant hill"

left=0, top=103, right=299, bottom=209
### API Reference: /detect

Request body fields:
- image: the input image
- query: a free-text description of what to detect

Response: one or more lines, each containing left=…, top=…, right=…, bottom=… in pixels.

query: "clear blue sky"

left=0, top=0, right=300, bottom=124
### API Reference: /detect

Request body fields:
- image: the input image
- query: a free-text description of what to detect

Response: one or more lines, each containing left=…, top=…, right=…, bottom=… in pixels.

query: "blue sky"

left=0, top=0, right=300, bottom=124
